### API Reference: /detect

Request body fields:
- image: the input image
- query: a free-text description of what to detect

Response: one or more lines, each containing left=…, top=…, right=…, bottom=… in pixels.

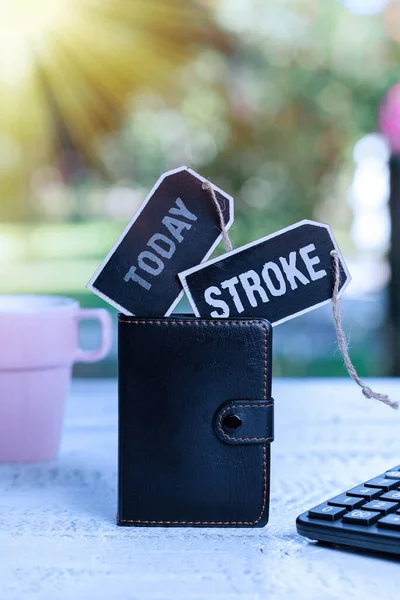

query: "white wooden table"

left=1, top=379, right=399, bottom=600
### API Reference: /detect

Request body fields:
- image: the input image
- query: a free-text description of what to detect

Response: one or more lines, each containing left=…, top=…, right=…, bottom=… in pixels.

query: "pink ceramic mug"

left=0, top=295, right=113, bottom=462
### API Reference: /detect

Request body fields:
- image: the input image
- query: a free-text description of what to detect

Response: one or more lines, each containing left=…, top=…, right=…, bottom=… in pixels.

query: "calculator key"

left=364, top=477, right=399, bottom=491
left=377, top=514, right=400, bottom=530
left=342, top=509, right=380, bottom=525
left=385, top=471, right=400, bottom=480
left=308, top=503, right=346, bottom=521
left=380, top=489, right=400, bottom=502
left=362, top=500, right=398, bottom=515
left=347, top=486, right=382, bottom=500
left=328, top=494, right=364, bottom=509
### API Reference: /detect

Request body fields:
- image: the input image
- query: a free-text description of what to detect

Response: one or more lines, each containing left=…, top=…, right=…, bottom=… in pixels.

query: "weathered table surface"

left=1, top=378, right=399, bottom=600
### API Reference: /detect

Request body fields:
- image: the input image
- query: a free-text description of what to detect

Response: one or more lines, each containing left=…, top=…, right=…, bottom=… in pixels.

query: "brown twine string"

left=202, top=181, right=233, bottom=252
left=331, top=249, right=398, bottom=410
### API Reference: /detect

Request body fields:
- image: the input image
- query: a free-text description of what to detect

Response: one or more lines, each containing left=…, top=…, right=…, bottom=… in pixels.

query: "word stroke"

left=205, top=244, right=326, bottom=317
left=179, top=220, right=350, bottom=325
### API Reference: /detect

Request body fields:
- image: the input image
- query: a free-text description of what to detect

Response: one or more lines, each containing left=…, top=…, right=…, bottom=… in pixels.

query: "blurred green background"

left=1, top=0, right=398, bottom=377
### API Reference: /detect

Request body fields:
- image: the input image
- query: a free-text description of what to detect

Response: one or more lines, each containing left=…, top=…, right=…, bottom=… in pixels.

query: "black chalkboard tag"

left=179, top=220, right=351, bottom=325
left=87, top=166, right=234, bottom=316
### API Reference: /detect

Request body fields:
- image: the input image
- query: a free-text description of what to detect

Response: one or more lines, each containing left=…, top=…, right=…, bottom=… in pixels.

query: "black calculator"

left=296, top=466, right=400, bottom=555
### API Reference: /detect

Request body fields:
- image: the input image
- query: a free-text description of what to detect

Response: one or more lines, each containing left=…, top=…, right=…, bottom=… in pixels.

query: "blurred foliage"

left=1, top=0, right=400, bottom=242
left=1, top=0, right=398, bottom=376
left=0, top=0, right=231, bottom=220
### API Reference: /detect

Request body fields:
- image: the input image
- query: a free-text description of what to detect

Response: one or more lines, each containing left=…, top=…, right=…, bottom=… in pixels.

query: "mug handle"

left=75, top=308, right=113, bottom=363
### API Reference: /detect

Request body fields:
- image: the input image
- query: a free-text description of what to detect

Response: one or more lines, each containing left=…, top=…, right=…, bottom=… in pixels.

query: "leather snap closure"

left=222, top=414, right=242, bottom=432
left=214, top=399, right=274, bottom=445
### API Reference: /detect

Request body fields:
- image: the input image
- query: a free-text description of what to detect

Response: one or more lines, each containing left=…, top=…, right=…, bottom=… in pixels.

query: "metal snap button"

left=222, top=414, right=242, bottom=433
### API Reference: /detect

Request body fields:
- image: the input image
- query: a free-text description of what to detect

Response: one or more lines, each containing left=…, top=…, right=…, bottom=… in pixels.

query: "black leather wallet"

left=118, top=314, right=274, bottom=527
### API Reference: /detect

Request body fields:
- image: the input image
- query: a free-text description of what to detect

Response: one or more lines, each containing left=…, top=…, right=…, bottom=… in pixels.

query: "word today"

left=124, top=198, right=197, bottom=291
left=87, top=166, right=233, bottom=316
